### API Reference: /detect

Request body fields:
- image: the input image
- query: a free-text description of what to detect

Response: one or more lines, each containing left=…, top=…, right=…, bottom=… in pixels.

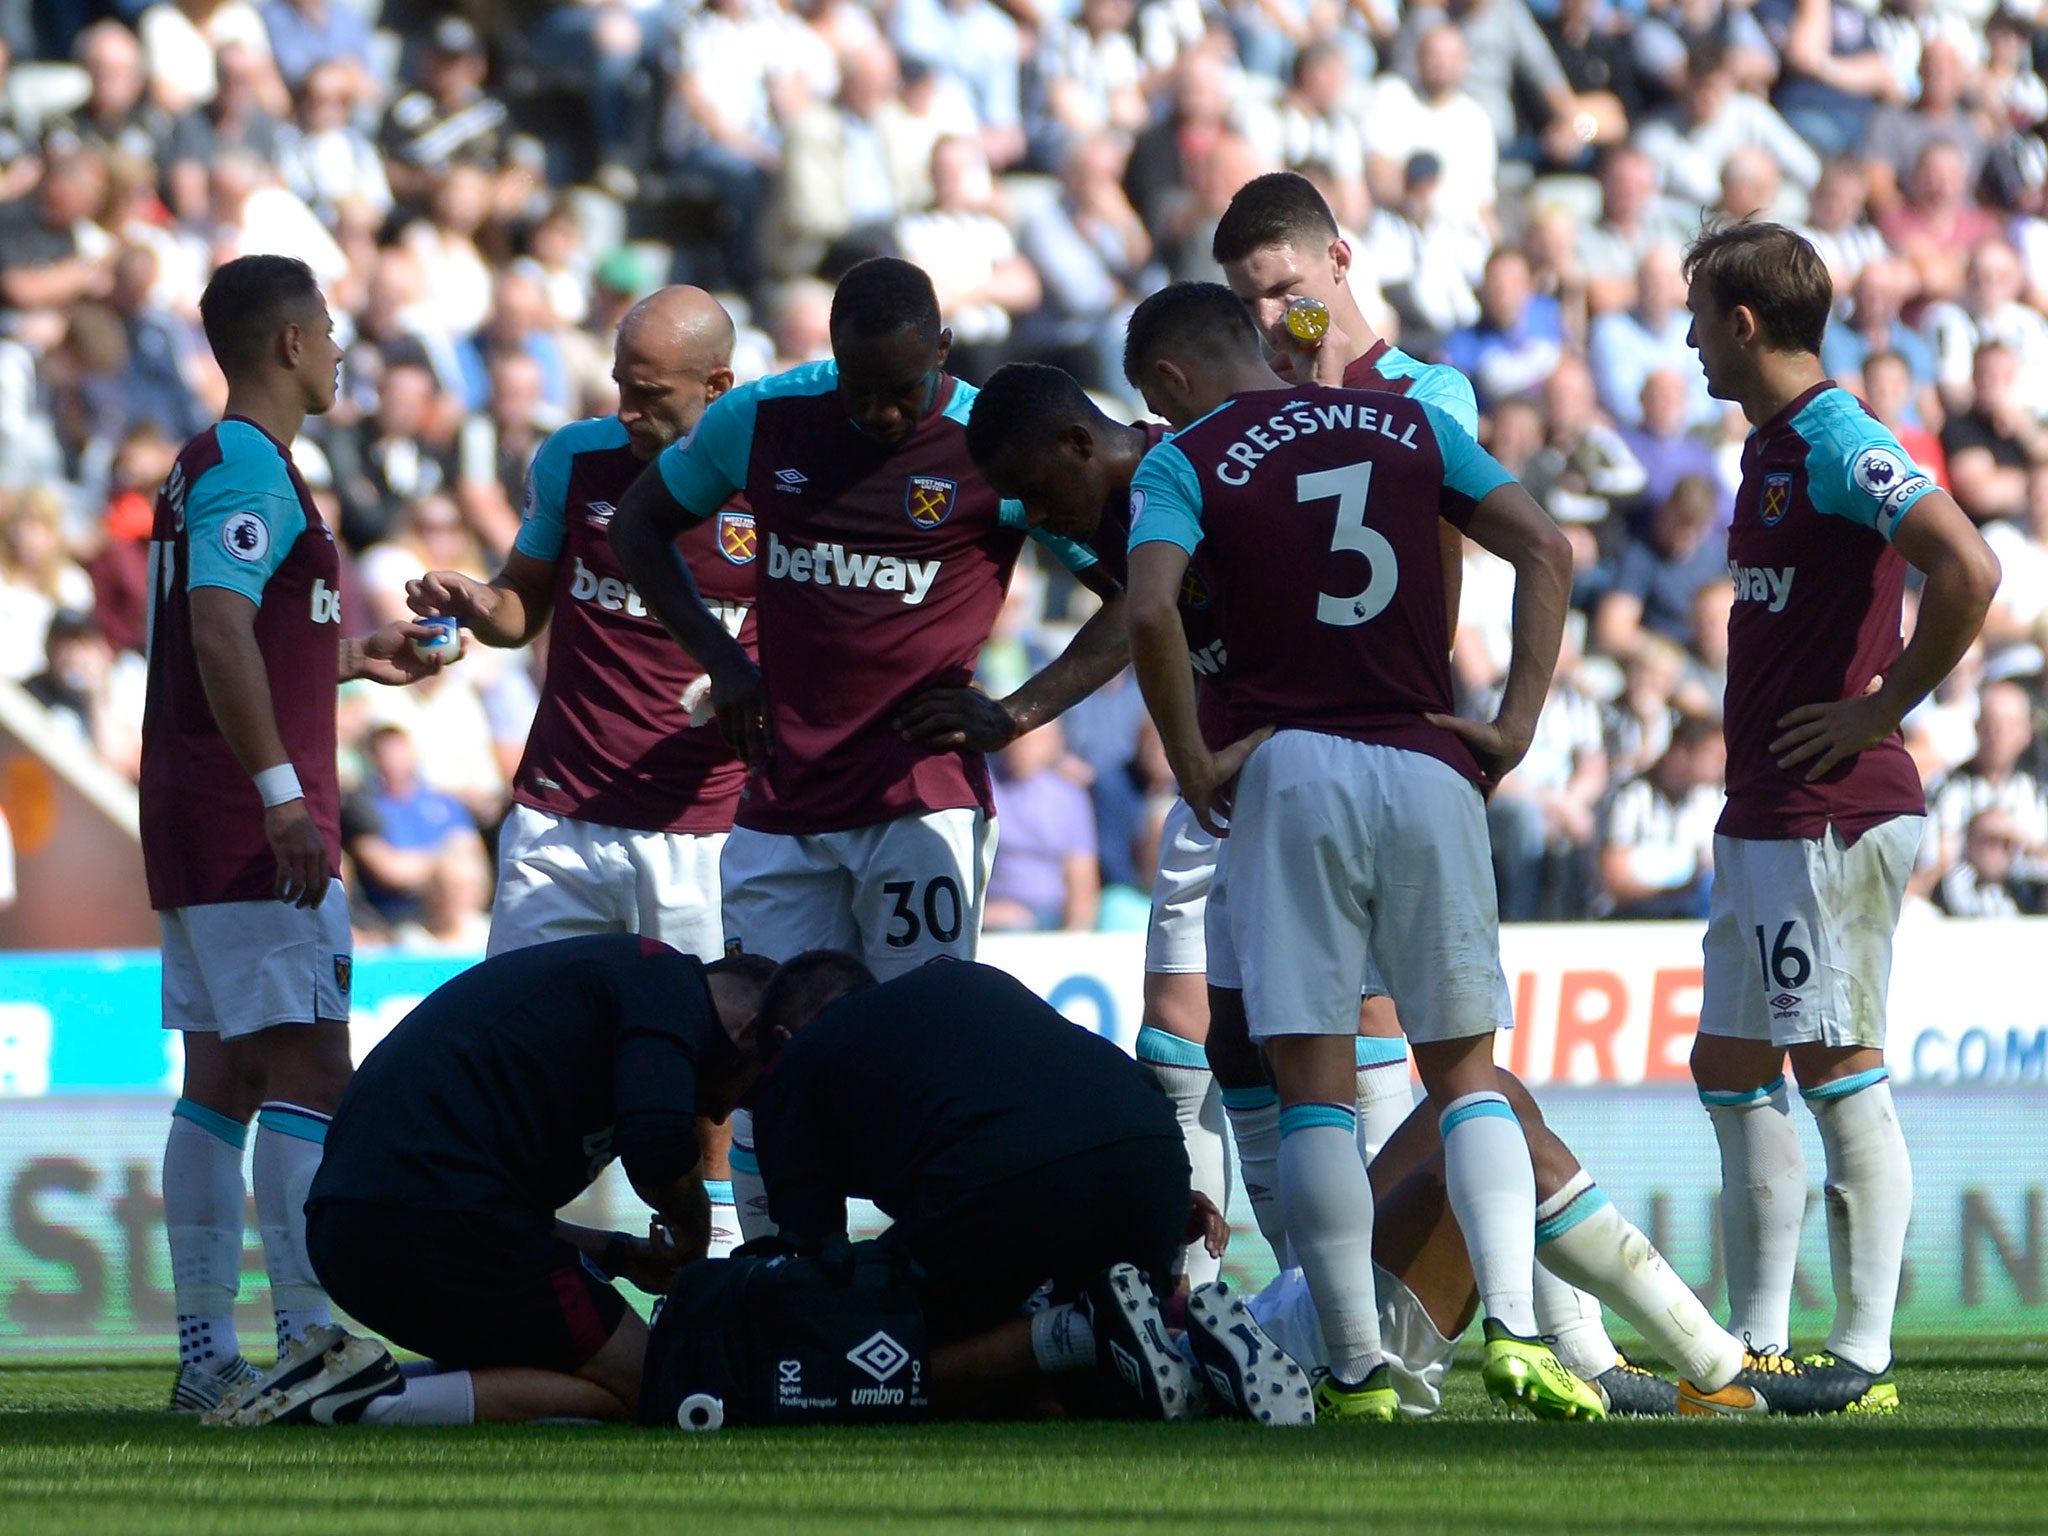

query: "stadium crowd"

left=5, top=0, right=2048, bottom=931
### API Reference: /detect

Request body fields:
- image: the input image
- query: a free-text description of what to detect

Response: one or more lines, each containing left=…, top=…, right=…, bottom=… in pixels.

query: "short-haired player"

left=611, top=258, right=1120, bottom=1237
left=144, top=254, right=457, bottom=1414
left=1121, top=281, right=1595, bottom=1422
left=1680, top=222, right=2000, bottom=1414
left=406, top=285, right=756, bottom=1253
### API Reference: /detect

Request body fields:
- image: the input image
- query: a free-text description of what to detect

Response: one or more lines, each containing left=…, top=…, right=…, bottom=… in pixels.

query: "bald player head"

left=613, top=285, right=737, bottom=460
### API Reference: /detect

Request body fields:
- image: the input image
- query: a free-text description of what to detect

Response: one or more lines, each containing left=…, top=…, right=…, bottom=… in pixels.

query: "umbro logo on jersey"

left=906, top=475, right=957, bottom=528
left=584, top=500, right=616, bottom=529
left=774, top=468, right=808, bottom=492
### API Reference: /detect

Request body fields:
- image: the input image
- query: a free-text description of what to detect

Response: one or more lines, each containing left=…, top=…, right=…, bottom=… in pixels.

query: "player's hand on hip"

left=355, top=620, right=466, bottom=684
left=1771, top=688, right=1897, bottom=780
left=265, top=800, right=329, bottom=909
left=1181, top=726, right=1272, bottom=837
left=405, top=569, right=482, bottom=620
left=710, top=655, right=771, bottom=767
left=1426, top=711, right=1534, bottom=782
left=893, top=686, right=1017, bottom=752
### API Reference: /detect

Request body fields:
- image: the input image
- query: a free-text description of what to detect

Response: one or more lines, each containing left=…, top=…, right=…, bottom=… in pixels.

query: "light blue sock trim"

left=255, top=1105, right=329, bottom=1146
left=1136, top=1026, right=1210, bottom=1071
left=1221, top=1085, right=1279, bottom=1112
left=1438, top=1093, right=1514, bottom=1136
left=728, top=1145, right=760, bottom=1176
left=703, top=1179, right=735, bottom=1205
left=1800, top=1067, right=1891, bottom=1104
left=1278, top=1103, right=1356, bottom=1139
left=172, top=1098, right=247, bottom=1151
left=1535, top=1186, right=1612, bottom=1247
left=1699, top=1074, right=1788, bottom=1109
left=1354, top=1036, right=1407, bottom=1069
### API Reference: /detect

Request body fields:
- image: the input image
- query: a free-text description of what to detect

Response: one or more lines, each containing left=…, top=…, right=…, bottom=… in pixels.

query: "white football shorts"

left=160, top=879, right=352, bottom=1039
left=1247, top=1263, right=1457, bottom=1419
left=1698, top=815, right=1922, bottom=1050
left=1227, top=731, right=1509, bottom=1045
left=721, top=807, right=996, bottom=978
left=489, top=803, right=727, bottom=961
left=1145, top=797, right=1218, bottom=975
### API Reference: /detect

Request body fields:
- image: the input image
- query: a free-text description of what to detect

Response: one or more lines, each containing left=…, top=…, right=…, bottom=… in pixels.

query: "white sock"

left=728, top=1108, right=777, bottom=1242
left=1029, top=1303, right=1096, bottom=1374
left=1137, top=1027, right=1228, bottom=1287
left=254, top=1102, right=332, bottom=1355
left=1536, top=1171, right=1745, bottom=1391
left=1222, top=1086, right=1287, bottom=1264
left=1804, top=1070, right=1911, bottom=1373
left=359, top=1368, right=476, bottom=1425
left=705, top=1180, right=739, bottom=1260
left=165, top=1099, right=248, bottom=1370
left=1354, top=1034, right=1413, bottom=1164
left=1276, top=1105, right=1382, bottom=1383
left=1702, top=1076, right=1805, bottom=1354
left=1439, top=1091, right=1537, bottom=1337
left=1531, top=1259, right=1618, bottom=1381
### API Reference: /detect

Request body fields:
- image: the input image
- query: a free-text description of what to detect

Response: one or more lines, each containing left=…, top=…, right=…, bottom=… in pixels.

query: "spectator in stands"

left=1942, top=341, right=2048, bottom=525
left=1596, top=472, right=1728, bottom=657
left=24, top=606, right=139, bottom=775
left=1255, top=40, right=1370, bottom=230
left=984, top=721, right=1100, bottom=932
left=895, top=133, right=1041, bottom=380
left=136, top=0, right=277, bottom=117
left=1598, top=712, right=1724, bottom=919
left=64, top=21, right=175, bottom=167
left=1522, top=350, right=1646, bottom=535
left=1124, top=45, right=1240, bottom=277
left=456, top=349, right=556, bottom=560
left=1031, top=0, right=1147, bottom=168
left=1374, top=149, right=1484, bottom=358
left=1877, top=140, right=2002, bottom=305
left=275, top=56, right=391, bottom=231
left=0, top=143, right=112, bottom=321
left=342, top=721, right=491, bottom=929
left=1821, top=255, right=1939, bottom=404
left=1580, top=144, right=1692, bottom=316
left=1589, top=241, right=1712, bottom=428
left=1679, top=574, right=1731, bottom=718
left=1364, top=23, right=1499, bottom=228
left=108, top=242, right=206, bottom=441
left=1538, top=0, right=1646, bottom=162
left=0, top=487, right=92, bottom=681
left=357, top=491, right=487, bottom=629
left=1017, top=130, right=1157, bottom=392
left=666, top=0, right=795, bottom=294
left=1621, top=365, right=1729, bottom=523
left=770, top=41, right=924, bottom=281
left=378, top=16, right=512, bottom=216
left=1605, top=629, right=1687, bottom=780
left=1754, top=0, right=1895, bottom=161
left=1632, top=42, right=1820, bottom=215
left=1487, top=618, right=1609, bottom=920
left=890, top=0, right=1026, bottom=170
left=1935, top=806, right=2044, bottom=917
left=1981, top=467, right=2048, bottom=673
left=165, top=39, right=281, bottom=224
left=1930, top=678, right=2048, bottom=879
left=1860, top=347, right=1945, bottom=484
left=1797, top=156, right=1886, bottom=292
left=1444, top=244, right=1565, bottom=410
left=1394, top=0, right=1622, bottom=168
left=1922, top=239, right=2048, bottom=417
left=259, top=0, right=375, bottom=95
left=1861, top=36, right=1985, bottom=215
left=86, top=425, right=174, bottom=654
left=333, top=357, right=457, bottom=550
left=1630, top=0, right=1776, bottom=113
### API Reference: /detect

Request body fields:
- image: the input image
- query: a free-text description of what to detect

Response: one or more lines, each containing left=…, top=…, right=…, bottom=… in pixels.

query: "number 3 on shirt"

left=1300, top=461, right=1398, bottom=627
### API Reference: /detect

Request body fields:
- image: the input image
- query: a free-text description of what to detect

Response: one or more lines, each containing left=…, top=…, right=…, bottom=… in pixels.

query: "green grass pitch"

left=5, top=1350, right=2048, bottom=1535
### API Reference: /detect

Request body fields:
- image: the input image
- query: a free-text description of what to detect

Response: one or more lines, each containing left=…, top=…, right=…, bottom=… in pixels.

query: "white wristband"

left=253, top=763, right=304, bottom=808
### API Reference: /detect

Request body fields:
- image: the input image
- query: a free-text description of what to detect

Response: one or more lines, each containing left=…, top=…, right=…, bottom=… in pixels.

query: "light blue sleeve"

left=657, top=381, right=759, bottom=519
left=1421, top=400, right=1514, bottom=506
left=512, top=427, right=576, bottom=561
left=1803, top=406, right=1937, bottom=543
left=184, top=428, right=308, bottom=602
left=1408, top=360, right=1479, bottom=437
left=1127, top=442, right=1205, bottom=556
left=1025, top=521, right=1100, bottom=574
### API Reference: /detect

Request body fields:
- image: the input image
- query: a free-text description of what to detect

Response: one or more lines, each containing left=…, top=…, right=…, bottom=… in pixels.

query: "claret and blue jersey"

left=653, top=360, right=1098, bottom=835
left=1128, top=384, right=1511, bottom=787
left=1720, top=382, right=1936, bottom=841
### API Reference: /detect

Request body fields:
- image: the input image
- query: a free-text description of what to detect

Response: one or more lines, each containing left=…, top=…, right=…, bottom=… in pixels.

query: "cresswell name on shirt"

left=1209, top=397, right=1421, bottom=486
left=1730, top=561, right=1795, bottom=614
left=762, top=530, right=940, bottom=605
left=568, top=556, right=749, bottom=635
